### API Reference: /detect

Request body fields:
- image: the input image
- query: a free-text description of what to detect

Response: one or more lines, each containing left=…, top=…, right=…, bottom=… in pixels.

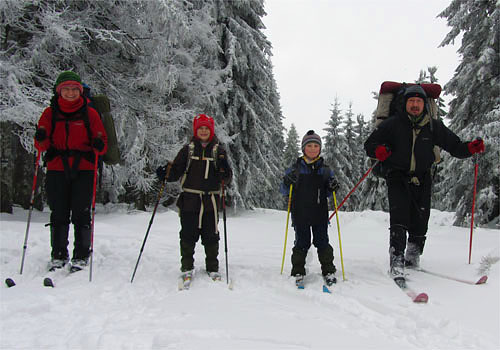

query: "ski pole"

left=89, top=151, right=99, bottom=282
left=280, top=184, right=293, bottom=274
left=130, top=163, right=172, bottom=283
left=328, top=161, right=378, bottom=221
left=333, top=191, right=346, bottom=281
left=19, top=151, right=41, bottom=275
left=468, top=154, right=479, bottom=264
left=221, top=180, right=229, bottom=284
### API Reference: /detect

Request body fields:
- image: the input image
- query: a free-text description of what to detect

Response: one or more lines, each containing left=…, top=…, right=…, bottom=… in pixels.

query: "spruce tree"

left=438, top=0, right=499, bottom=225
left=283, top=124, right=300, bottom=169
left=341, top=103, right=359, bottom=209
left=323, top=98, right=354, bottom=211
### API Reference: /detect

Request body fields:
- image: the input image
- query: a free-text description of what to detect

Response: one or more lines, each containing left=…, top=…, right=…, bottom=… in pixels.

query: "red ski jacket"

left=35, top=97, right=108, bottom=171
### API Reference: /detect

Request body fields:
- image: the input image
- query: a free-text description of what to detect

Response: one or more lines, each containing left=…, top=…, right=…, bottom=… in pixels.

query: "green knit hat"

left=54, top=71, right=83, bottom=95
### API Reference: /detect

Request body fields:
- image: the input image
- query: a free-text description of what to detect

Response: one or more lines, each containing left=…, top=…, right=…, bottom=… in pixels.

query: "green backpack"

left=90, top=94, right=120, bottom=165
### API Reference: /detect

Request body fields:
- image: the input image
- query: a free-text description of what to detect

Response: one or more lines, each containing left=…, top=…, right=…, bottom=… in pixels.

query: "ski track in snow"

left=1, top=206, right=498, bottom=350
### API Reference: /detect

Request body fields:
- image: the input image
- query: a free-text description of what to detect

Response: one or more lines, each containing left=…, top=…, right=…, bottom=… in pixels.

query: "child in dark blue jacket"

left=280, top=130, right=339, bottom=286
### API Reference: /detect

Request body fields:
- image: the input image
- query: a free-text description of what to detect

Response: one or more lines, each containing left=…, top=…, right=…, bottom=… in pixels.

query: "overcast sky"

left=262, top=0, right=461, bottom=138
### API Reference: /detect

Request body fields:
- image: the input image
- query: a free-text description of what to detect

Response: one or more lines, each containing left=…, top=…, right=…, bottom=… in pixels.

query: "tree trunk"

left=0, top=121, right=44, bottom=213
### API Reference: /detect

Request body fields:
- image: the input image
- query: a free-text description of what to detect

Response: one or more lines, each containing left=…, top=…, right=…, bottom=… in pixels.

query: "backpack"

left=180, top=140, right=219, bottom=188
left=371, top=81, right=442, bottom=178
left=89, top=93, right=120, bottom=165
left=83, top=85, right=120, bottom=165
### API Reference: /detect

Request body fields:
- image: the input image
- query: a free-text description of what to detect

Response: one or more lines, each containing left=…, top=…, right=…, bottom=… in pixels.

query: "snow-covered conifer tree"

left=322, top=98, right=354, bottom=211
left=356, top=92, right=389, bottom=212
left=214, top=0, right=285, bottom=209
left=341, top=103, right=359, bottom=209
left=438, top=0, right=499, bottom=225
left=283, top=124, right=300, bottom=169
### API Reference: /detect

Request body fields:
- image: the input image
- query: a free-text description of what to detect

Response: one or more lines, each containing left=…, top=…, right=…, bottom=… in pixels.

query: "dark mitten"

left=327, top=177, right=340, bottom=193
left=375, top=145, right=391, bottom=161
left=92, top=138, right=105, bottom=152
left=35, top=128, right=47, bottom=142
left=156, top=165, right=167, bottom=182
left=283, top=172, right=298, bottom=187
left=218, top=156, right=230, bottom=175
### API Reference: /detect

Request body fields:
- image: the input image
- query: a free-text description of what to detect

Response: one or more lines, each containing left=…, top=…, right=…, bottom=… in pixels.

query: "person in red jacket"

left=34, top=71, right=107, bottom=272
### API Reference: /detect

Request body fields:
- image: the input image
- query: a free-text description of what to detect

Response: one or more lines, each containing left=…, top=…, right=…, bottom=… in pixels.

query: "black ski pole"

left=130, top=163, right=172, bottom=283
left=89, top=151, right=99, bottom=282
left=19, top=151, right=41, bottom=275
left=221, top=180, right=229, bottom=284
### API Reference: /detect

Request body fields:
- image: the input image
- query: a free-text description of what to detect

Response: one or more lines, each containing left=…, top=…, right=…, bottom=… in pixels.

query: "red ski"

left=417, top=268, right=487, bottom=285
left=394, top=277, right=428, bottom=303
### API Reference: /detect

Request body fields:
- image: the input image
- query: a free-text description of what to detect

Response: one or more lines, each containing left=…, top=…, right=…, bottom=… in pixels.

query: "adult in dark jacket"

left=156, top=114, right=232, bottom=281
left=364, top=85, right=485, bottom=278
left=35, top=71, right=108, bottom=272
left=280, top=130, right=340, bottom=286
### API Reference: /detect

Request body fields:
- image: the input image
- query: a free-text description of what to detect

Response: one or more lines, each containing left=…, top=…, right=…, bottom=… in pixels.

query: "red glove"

left=468, top=139, right=485, bottom=155
left=375, top=145, right=391, bottom=161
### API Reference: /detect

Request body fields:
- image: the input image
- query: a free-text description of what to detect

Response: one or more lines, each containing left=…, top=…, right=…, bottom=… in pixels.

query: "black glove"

left=218, top=156, right=230, bottom=174
left=34, top=128, right=47, bottom=142
left=156, top=165, right=168, bottom=182
left=327, top=177, right=340, bottom=193
left=283, top=172, right=298, bottom=187
left=92, top=138, right=105, bottom=152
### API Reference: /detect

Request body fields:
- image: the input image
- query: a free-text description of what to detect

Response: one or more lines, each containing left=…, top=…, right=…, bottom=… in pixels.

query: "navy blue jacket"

left=280, top=157, right=334, bottom=225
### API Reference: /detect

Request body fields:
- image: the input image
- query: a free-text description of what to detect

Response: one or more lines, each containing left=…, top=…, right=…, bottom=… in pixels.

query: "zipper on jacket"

left=65, top=120, right=70, bottom=150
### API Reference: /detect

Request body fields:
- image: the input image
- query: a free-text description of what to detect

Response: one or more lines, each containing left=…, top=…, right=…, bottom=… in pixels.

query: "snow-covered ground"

left=1, top=205, right=499, bottom=350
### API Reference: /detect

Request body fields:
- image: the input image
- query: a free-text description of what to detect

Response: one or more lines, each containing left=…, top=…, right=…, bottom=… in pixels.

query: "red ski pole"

left=468, top=155, right=479, bottom=264
left=19, top=151, right=41, bottom=274
left=328, top=161, right=378, bottom=221
left=89, top=151, right=99, bottom=282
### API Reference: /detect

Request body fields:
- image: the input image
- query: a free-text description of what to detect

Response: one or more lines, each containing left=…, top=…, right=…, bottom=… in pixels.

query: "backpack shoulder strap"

left=212, top=142, right=219, bottom=170
left=82, top=99, right=92, bottom=141
left=180, top=141, right=195, bottom=187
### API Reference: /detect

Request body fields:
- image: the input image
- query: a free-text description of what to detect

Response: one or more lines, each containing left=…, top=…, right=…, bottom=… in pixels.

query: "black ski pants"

left=387, top=171, right=431, bottom=256
left=179, top=210, right=219, bottom=272
left=46, top=170, right=94, bottom=260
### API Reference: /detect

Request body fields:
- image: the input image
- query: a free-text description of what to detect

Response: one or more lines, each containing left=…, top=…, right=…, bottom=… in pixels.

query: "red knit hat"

left=193, top=114, right=215, bottom=141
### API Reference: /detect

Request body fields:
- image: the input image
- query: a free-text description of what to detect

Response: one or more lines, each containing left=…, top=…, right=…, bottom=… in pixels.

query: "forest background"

left=0, top=0, right=498, bottom=227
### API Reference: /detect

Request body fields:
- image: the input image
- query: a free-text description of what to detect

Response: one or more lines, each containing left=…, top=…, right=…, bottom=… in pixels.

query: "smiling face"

left=60, top=86, right=81, bottom=102
left=406, top=97, right=425, bottom=117
left=196, top=126, right=211, bottom=142
left=304, top=142, right=321, bottom=160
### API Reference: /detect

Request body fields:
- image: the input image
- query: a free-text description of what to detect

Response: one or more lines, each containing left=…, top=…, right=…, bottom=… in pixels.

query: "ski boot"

left=70, top=258, right=89, bottom=273
left=295, top=274, right=305, bottom=289
left=323, top=273, right=337, bottom=286
left=48, top=258, right=68, bottom=272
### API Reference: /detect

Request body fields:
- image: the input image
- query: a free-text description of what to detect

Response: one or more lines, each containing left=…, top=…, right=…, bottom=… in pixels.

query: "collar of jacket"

left=191, top=135, right=219, bottom=147
left=302, top=155, right=322, bottom=165
left=407, top=113, right=430, bottom=129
